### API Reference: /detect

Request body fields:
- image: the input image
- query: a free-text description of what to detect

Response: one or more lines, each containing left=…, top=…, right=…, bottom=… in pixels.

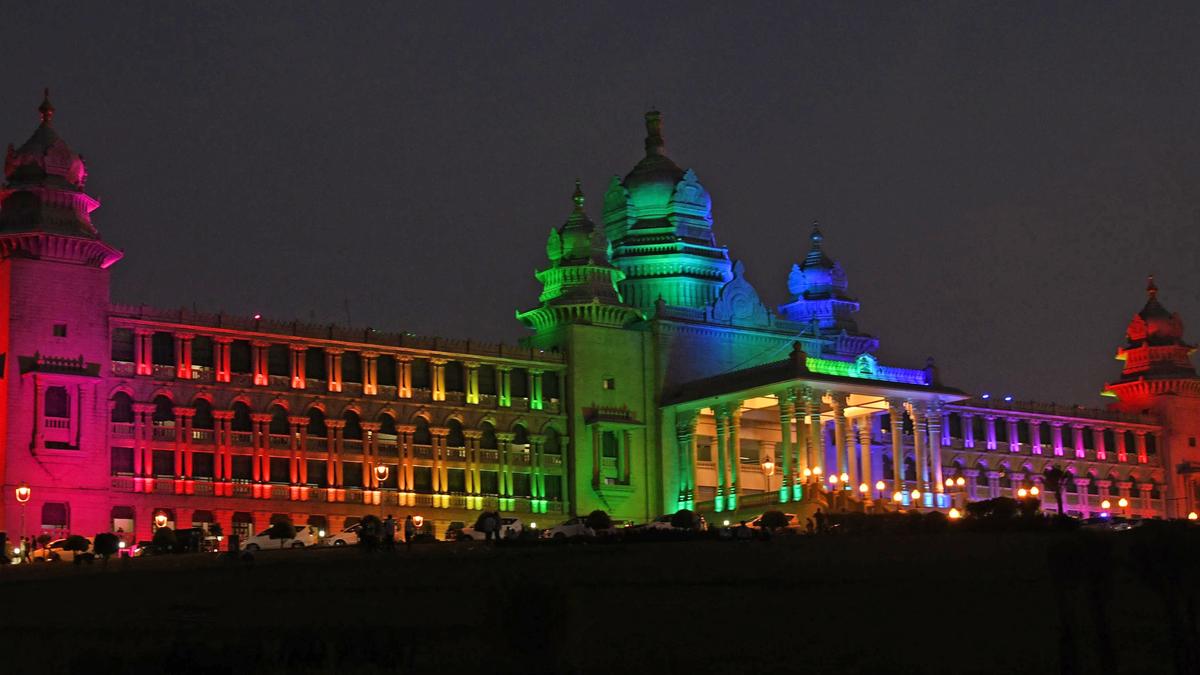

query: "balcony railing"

left=152, top=425, right=176, bottom=441
left=232, top=482, right=253, bottom=497
left=194, top=480, right=214, bottom=496
left=343, top=439, right=363, bottom=453
left=111, top=476, right=135, bottom=492
left=510, top=453, right=531, bottom=466
left=446, top=447, right=467, bottom=461
left=112, top=360, right=135, bottom=377
left=152, top=364, right=175, bottom=380
left=269, top=434, right=291, bottom=450
left=111, top=422, right=136, bottom=438
left=413, top=445, right=434, bottom=459
left=543, top=454, right=563, bottom=466
left=307, top=437, right=327, bottom=452
left=231, top=431, right=253, bottom=446
left=478, top=450, right=499, bottom=464
left=191, top=429, right=215, bottom=444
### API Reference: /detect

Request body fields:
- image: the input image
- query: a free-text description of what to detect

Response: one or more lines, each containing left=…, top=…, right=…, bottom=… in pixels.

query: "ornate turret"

left=601, top=111, right=732, bottom=312
left=0, top=90, right=121, bottom=268
left=517, top=182, right=642, bottom=337
left=778, top=222, right=877, bottom=356
left=1104, top=277, right=1200, bottom=409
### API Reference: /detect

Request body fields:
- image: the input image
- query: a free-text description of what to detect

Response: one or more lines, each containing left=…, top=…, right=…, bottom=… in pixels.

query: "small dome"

left=622, top=111, right=685, bottom=214
left=1134, top=276, right=1184, bottom=343
left=4, top=90, right=87, bottom=190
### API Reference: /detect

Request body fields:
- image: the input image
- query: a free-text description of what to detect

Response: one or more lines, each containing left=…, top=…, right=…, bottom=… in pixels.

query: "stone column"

left=1093, top=427, right=1107, bottom=461
left=1115, top=430, right=1128, bottom=462
left=907, top=403, right=927, bottom=498
left=397, top=424, right=415, bottom=494
left=530, top=369, right=544, bottom=411
left=465, top=362, right=480, bottom=404
left=251, top=342, right=270, bottom=386
left=172, top=407, right=187, bottom=491
left=676, top=411, right=699, bottom=509
left=213, top=410, right=232, bottom=494
left=929, top=405, right=944, bottom=498
left=806, top=392, right=823, bottom=480
left=1072, top=424, right=1086, bottom=459
left=858, top=417, right=873, bottom=498
left=831, top=393, right=848, bottom=483
left=134, top=403, right=154, bottom=491
left=431, top=426, right=449, bottom=494
left=134, top=328, right=153, bottom=376
left=363, top=422, right=381, bottom=492
left=431, top=359, right=447, bottom=401
left=1051, top=422, right=1065, bottom=456
left=1074, top=477, right=1091, bottom=517
left=1135, top=431, right=1148, bottom=464
left=251, top=413, right=272, bottom=498
left=464, top=430, right=482, bottom=497
left=326, top=419, right=344, bottom=500
left=777, top=392, right=794, bottom=502
left=397, top=356, right=413, bottom=398
left=888, top=401, right=904, bottom=494
left=498, top=367, right=512, bottom=407
left=362, top=353, right=378, bottom=396
left=213, top=337, right=232, bottom=383
left=984, top=415, right=997, bottom=450
left=727, top=408, right=742, bottom=510
left=591, top=426, right=602, bottom=488
left=1029, top=420, right=1042, bottom=455
left=326, top=349, right=343, bottom=393
left=962, top=413, right=975, bottom=448
left=290, top=345, right=306, bottom=389
left=714, top=410, right=729, bottom=510
left=1007, top=418, right=1020, bottom=453
left=289, top=417, right=307, bottom=493
left=175, top=333, right=194, bottom=380
left=497, top=432, right=515, bottom=500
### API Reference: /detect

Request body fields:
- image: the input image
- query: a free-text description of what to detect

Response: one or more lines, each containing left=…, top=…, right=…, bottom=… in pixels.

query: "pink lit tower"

left=0, top=91, right=122, bottom=540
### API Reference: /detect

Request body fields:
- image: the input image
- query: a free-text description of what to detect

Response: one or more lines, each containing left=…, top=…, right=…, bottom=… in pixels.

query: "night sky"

left=3, top=3, right=1199, bottom=406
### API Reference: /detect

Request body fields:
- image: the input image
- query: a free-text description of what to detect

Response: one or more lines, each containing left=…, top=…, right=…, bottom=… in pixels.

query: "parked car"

left=31, top=537, right=93, bottom=562
left=458, top=517, right=523, bottom=541
left=444, top=521, right=467, bottom=541
left=241, top=524, right=324, bottom=551
left=322, top=522, right=362, bottom=546
left=542, top=517, right=594, bottom=539
left=746, top=513, right=797, bottom=530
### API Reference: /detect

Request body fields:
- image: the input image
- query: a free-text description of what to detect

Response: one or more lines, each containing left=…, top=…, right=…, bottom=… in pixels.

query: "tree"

left=93, top=532, right=119, bottom=566
left=669, top=509, right=697, bottom=530
left=152, top=526, right=177, bottom=554
left=63, top=535, right=90, bottom=564
left=267, top=519, right=296, bottom=549
left=757, top=510, right=791, bottom=531
left=1044, top=466, right=1068, bottom=514
left=584, top=510, right=611, bottom=532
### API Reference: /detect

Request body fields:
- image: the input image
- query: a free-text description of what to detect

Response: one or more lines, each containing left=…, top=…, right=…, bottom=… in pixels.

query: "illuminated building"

left=0, top=95, right=1188, bottom=542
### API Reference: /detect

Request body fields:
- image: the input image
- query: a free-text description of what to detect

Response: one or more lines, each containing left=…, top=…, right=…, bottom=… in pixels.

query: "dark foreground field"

left=0, top=531, right=1184, bottom=674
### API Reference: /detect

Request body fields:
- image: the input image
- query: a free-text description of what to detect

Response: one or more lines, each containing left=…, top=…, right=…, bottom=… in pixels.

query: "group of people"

left=361, top=514, right=418, bottom=552
left=473, top=511, right=507, bottom=542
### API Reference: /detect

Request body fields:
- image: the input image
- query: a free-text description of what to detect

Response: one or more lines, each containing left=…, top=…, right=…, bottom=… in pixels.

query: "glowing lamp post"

left=14, top=482, right=30, bottom=542
left=1100, top=499, right=1111, bottom=517
left=911, top=489, right=921, bottom=508
left=839, top=473, right=849, bottom=490
left=948, top=507, right=961, bottom=520
left=1030, top=486, right=1040, bottom=497
left=412, top=515, right=424, bottom=529
left=1118, top=497, right=1129, bottom=516
left=875, top=480, right=886, bottom=501
left=892, top=491, right=903, bottom=504
left=1017, top=488, right=1028, bottom=499
left=373, top=465, right=390, bottom=515
left=1188, top=511, right=1198, bottom=521
left=154, top=512, right=168, bottom=530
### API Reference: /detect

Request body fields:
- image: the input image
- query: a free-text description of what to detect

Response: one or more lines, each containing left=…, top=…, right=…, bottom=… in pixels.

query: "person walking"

left=403, top=515, right=416, bottom=551
left=383, top=515, right=397, bottom=552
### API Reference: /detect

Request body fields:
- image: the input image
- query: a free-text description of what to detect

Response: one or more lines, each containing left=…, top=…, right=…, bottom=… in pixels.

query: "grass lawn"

left=0, top=530, right=1178, bottom=674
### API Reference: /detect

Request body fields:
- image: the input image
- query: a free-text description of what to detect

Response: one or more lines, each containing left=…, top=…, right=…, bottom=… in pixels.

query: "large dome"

left=622, top=110, right=684, bottom=215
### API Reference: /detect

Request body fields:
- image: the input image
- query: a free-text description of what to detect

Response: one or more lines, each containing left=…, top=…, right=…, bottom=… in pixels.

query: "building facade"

left=0, top=95, right=1195, bottom=543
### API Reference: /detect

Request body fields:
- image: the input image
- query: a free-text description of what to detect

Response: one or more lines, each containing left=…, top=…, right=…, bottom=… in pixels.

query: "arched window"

left=513, top=424, right=529, bottom=446
left=480, top=421, right=497, bottom=450
left=1088, top=473, right=1099, bottom=495
left=343, top=410, right=362, bottom=440
left=307, top=408, right=327, bottom=438
left=1108, top=476, right=1120, bottom=496
left=413, top=417, right=432, bottom=445
left=231, top=402, right=253, bottom=432
left=378, top=413, right=397, bottom=436
left=111, top=392, right=134, bottom=423
left=976, top=468, right=989, bottom=487
left=544, top=427, right=561, bottom=455
left=193, top=399, right=214, bottom=430
left=446, top=419, right=465, bottom=447
left=152, top=395, right=174, bottom=424
left=269, top=405, right=289, bottom=435
left=44, top=387, right=69, bottom=418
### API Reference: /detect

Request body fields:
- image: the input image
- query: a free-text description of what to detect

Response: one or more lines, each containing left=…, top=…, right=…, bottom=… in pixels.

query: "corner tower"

left=0, top=91, right=122, bottom=537
left=1103, top=277, right=1200, bottom=518
left=778, top=222, right=878, bottom=358
left=602, top=112, right=732, bottom=312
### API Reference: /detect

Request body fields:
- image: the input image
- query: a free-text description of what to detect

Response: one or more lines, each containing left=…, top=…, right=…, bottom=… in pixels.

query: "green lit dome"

left=622, top=110, right=685, bottom=216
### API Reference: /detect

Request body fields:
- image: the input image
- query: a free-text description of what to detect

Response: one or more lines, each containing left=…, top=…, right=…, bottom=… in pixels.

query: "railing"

left=412, top=389, right=432, bottom=403
left=307, top=378, right=326, bottom=392
left=342, top=383, right=363, bottom=397
left=191, top=429, right=215, bottom=444
left=307, top=437, right=327, bottom=452
left=269, top=434, right=291, bottom=449
left=194, top=480, right=214, bottom=496
left=478, top=450, right=499, bottom=464
left=111, top=360, right=135, bottom=377
left=480, top=394, right=498, bottom=407
left=152, top=364, right=175, bottom=380
left=110, top=476, right=135, bottom=491
left=446, top=447, right=467, bottom=461
left=232, top=431, right=253, bottom=446
left=192, top=366, right=214, bottom=382
left=152, top=425, right=176, bottom=441
left=512, top=397, right=529, bottom=411
left=413, top=445, right=433, bottom=459
left=231, top=373, right=253, bottom=387
left=271, top=485, right=290, bottom=500
left=344, top=489, right=364, bottom=503
left=510, top=453, right=531, bottom=466
left=377, top=385, right=397, bottom=398
left=232, top=482, right=253, bottom=497
left=343, top=439, right=363, bottom=453
left=543, top=454, right=563, bottom=466
left=269, top=375, right=290, bottom=389
left=414, top=494, right=434, bottom=507
left=44, top=416, right=69, bottom=430
left=155, top=478, right=174, bottom=493
left=445, top=391, right=465, bottom=404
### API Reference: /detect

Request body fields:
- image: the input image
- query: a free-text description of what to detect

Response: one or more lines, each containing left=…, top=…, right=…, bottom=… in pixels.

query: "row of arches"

left=110, top=392, right=562, bottom=451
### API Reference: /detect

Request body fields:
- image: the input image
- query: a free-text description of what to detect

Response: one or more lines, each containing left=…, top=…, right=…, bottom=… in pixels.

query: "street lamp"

left=1017, top=488, right=1028, bottom=498
left=839, top=472, right=849, bottom=490
left=1030, top=486, right=1040, bottom=497
left=761, top=455, right=775, bottom=498
left=1118, top=497, right=1129, bottom=516
left=1189, top=511, right=1198, bottom=521
left=911, top=489, right=921, bottom=507
left=1101, top=499, right=1112, bottom=512
left=948, top=507, right=961, bottom=520
left=14, top=482, right=30, bottom=542
left=955, top=476, right=965, bottom=488
left=892, top=491, right=903, bottom=504
left=875, top=480, right=886, bottom=501
left=154, top=512, right=168, bottom=529
left=858, top=483, right=869, bottom=498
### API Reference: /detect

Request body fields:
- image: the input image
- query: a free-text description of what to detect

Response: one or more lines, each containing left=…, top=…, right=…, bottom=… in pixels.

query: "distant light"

left=118, top=540, right=126, bottom=549
left=1004, top=395, right=1013, bottom=402
left=981, top=393, right=990, bottom=400
left=722, top=519, right=730, bottom=527
left=254, top=313, right=262, bottom=320
left=948, top=508, right=961, bottom=520
left=1030, top=486, right=1040, bottom=497
left=530, top=522, right=537, bottom=529
left=1100, top=511, right=1110, bottom=518
left=1189, top=512, right=1198, bottom=521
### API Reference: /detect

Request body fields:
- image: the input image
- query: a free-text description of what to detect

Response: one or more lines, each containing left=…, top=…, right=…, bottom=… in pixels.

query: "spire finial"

left=572, top=179, right=584, bottom=210
left=38, top=88, right=54, bottom=126
left=644, top=109, right=664, bottom=156
left=809, top=220, right=823, bottom=247
left=1147, top=274, right=1158, bottom=299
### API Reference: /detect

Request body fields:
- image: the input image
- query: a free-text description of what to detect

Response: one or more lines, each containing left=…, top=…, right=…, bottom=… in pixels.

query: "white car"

left=459, top=517, right=522, bottom=541
left=31, top=537, right=93, bottom=562
left=640, top=515, right=677, bottom=531
left=241, top=524, right=323, bottom=551
left=322, top=522, right=362, bottom=547
left=745, top=513, right=797, bottom=530
left=542, top=517, right=594, bottom=539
